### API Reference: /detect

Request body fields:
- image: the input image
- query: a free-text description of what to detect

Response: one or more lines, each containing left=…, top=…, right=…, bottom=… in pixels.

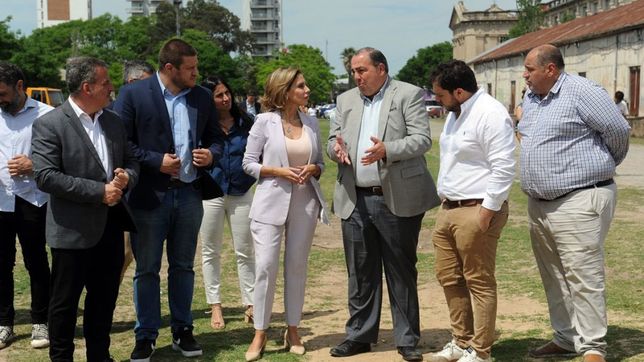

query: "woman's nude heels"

left=245, top=335, right=267, bottom=362
left=283, top=329, right=305, bottom=355
left=244, top=305, right=254, bottom=324
left=210, top=304, right=225, bottom=330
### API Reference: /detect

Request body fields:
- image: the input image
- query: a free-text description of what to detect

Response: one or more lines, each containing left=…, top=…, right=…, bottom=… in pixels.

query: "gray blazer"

left=31, top=100, right=139, bottom=249
left=243, top=111, right=327, bottom=225
left=327, top=79, right=440, bottom=219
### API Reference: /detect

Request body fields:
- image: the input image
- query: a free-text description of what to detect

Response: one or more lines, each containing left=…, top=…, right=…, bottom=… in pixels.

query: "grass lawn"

left=2, top=118, right=643, bottom=361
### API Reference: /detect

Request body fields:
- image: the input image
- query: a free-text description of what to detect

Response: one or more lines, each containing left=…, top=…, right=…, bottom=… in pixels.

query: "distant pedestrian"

left=614, top=90, right=629, bottom=118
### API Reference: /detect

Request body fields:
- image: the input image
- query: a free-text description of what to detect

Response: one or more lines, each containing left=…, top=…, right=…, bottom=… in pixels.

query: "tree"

left=154, top=0, right=253, bottom=53
left=256, top=44, right=335, bottom=105
left=180, top=29, right=241, bottom=87
left=508, top=0, right=545, bottom=38
left=340, top=47, right=356, bottom=88
left=0, top=17, right=20, bottom=61
left=396, top=42, right=452, bottom=90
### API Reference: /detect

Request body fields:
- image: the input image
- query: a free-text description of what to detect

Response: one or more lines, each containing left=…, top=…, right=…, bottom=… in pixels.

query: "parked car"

left=425, top=100, right=444, bottom=118
left=319, top=103, right=336, bottom=118
left=26, top=87, right=64, bottom=107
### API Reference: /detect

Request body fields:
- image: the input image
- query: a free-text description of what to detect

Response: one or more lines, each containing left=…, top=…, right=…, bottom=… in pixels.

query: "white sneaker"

left=0, top=325, right=15, bottom=349
left=457, top=347, right=491, bottom=362
left=31, top=323, right=50, bottom=349
left=431, top=339, right=464, bottom=362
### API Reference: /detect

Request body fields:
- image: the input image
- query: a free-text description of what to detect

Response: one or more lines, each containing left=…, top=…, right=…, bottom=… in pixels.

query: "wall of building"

left=472, top=28, right=644, bottom=117
left=38, top=0, right=91, bottom=28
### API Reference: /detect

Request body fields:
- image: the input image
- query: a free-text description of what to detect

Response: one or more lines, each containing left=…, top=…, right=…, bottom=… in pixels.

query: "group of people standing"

left=0, top=39, right=630, bottom=362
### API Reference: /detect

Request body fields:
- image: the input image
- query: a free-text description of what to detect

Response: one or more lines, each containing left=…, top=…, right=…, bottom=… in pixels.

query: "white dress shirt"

left=355, top=78, right=390, bottom=187
left=68, top=97, right=112, bottom=181
left=0, top=97, right=53, bottom=211
left=437, top=88, right=516, bottom=211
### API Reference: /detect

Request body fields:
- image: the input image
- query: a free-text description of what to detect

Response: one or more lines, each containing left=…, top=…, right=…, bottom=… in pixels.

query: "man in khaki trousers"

left=429, top=60, right=516, bottom=362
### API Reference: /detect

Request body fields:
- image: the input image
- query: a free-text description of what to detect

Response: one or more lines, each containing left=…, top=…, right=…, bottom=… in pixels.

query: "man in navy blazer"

left=114, top=39, right=222, bottom=361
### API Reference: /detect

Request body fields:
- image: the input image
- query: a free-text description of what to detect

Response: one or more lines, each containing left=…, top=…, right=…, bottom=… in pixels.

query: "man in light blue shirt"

left=519, top=44, right=630, bottom=362
left=0, top=61, right=53, bottom=351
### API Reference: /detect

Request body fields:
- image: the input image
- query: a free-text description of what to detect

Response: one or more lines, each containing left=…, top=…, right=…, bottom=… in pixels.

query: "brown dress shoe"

left=583, top=354, right=606, bottom=362
left=529, top=341, right=578, bottom=358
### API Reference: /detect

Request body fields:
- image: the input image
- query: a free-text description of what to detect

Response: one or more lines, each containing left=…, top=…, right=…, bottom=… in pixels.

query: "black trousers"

left=0, top=197, right=49, bottom=325
left=341, top=190, right=424, bottom=347
left=48, top=209, right=124, bottom=362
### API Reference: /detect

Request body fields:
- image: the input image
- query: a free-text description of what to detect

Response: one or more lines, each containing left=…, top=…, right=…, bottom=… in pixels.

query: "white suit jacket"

left=243, top=111, right=328, bottom=225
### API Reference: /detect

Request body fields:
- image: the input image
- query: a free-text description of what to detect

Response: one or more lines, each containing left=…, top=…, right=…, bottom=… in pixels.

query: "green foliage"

left=509, top=0, right=545, bottom=38
left=154, top=0, right=253, bottom=53
left=180, top=29, right=240, bottom=89
left=396, top=42, right=452, bottom=89
left=0, top=16, right=20, bottom=61
left=256, top=44, right=335, bottom=105
left=560, top=11, right=576, bottom=23
left=340, top=47, right=356, bottom=88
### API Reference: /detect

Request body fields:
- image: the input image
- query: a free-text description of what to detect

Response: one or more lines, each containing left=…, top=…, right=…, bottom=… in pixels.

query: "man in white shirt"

left=429, top=60, right=516, bottom=362
left=0, top=61, right=53, bottom=351
left=614, top=91, right=629, bottom=118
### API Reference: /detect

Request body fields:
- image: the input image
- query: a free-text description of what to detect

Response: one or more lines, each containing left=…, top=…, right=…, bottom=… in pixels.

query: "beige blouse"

left=284, top=130, right=311, bottom=167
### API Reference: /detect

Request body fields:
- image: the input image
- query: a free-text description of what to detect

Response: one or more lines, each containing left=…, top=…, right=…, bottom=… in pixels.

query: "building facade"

left=542, top=0, right=636, bottom=26
left=450, top=1, right=518, bottom=62
left=242, top=0, right=283, bottom=59
left=37, top=0, right=92, bottom=28
left=469, top=0, right=643, bottom=119
left=128, top=0, right=193, bottom=17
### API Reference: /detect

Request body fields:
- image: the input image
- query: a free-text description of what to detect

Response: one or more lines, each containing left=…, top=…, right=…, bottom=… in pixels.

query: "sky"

left=1, top=0, right=520, bottom=75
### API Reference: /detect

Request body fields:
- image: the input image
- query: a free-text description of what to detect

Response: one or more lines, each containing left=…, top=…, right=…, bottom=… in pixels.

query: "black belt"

left=442, top=198, right=484, bottom=209
left=541, top=178, right=614, bottom=201
left=356, top=186, right=383, bottom=196
left=167, top=179, right=193, bottom=190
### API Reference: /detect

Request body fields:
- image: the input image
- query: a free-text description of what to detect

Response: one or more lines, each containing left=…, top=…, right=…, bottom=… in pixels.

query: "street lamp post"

left=173, top=0, right=182, bottom=37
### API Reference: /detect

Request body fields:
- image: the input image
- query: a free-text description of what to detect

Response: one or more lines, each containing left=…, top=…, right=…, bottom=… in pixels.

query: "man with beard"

left=114, top=39, right=222, bottom=362
left=0, top=61, right=53, bottom=351
left=429, top=60, right=515, bottom=362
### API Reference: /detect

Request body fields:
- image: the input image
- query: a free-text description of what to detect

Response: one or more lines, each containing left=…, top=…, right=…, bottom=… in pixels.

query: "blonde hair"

left=260, top=67, right=302, bottom=112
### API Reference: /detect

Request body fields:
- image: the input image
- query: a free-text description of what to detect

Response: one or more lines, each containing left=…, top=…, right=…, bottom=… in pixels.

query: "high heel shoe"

left=210, top=304, right=225, bottom=330
left=244, top=305, right=254, bottom=324
left=245, top=335, right=267, bottom=362
left=284, top=329, right=306, bottom=355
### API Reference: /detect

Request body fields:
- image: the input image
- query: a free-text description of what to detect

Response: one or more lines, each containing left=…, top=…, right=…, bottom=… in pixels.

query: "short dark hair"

left=201, top=75, right=252, bottom=130
left=429, top=60, right=478, bottom=93
left=356, top=47, right=389, bottom=73
left=159, top=38, right=197, bottom=69
left=615, top=91, right=625, bottom=101
left=535, top=45, right=565, bottom=70
left=66, top=56, right=108, bottom=95
left=123, top=60, right=154, bottom=84
left=0, top=61, right=25, bottom=88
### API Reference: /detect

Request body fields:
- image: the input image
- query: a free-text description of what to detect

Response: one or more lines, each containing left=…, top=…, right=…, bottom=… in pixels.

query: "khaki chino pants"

left=432, top=202, right=509, bottom=358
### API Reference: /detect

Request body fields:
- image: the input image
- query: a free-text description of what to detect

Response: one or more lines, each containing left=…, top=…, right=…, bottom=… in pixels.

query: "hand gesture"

left=7, top=154, right=33, bottom=176
left=295, top=164, right=319, bottom=184
left=279, top=167, right=304, bottom=184
left=333, top=133, right=351, bottom=165
left=110, top=168, right=129, bottom=190
left=192, top=148, right=213, bottom=167
left=361, top=136, right=386, bottom=165
left=160, top=153, right=180, bottom=177
left=103, top=183, right=123, bottom=206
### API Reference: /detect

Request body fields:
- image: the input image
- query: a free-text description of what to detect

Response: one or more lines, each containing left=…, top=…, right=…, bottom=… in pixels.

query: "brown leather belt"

left=356, top=186, right=383, bottom=196
left=442, top=198, right=483, bottom=209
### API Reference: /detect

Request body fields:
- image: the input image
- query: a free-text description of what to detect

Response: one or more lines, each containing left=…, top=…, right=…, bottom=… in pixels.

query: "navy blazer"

left=114, top=75, right=222, bottom=209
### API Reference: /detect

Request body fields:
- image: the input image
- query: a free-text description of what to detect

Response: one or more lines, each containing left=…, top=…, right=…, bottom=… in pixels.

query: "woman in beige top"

left=242, top=67, right=327, bottom=361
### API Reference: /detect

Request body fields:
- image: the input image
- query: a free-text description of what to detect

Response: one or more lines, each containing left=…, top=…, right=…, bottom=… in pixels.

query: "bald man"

left=518, top=44, right=630, bottom=362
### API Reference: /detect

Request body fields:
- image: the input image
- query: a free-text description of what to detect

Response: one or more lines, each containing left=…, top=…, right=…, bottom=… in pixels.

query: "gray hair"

left=355, top=47, right=389, bottom=73
left=534, top=44, right=565, bottom=70
left=66, top=56, right=108, bottom=95
left=123, top=60, right=154, bottom=84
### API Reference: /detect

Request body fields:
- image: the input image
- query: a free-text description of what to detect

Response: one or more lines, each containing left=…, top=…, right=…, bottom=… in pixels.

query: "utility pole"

left=174, top=0, right=182, bottom=37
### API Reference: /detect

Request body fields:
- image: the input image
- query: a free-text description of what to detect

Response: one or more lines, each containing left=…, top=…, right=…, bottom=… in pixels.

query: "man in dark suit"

left=327, top=48, right=440, bottom=361
left=238, top=91, right=261, bottom=117
left=31, top=56, right=139, bottom=362
left=114, top=38, right=222, bottom=361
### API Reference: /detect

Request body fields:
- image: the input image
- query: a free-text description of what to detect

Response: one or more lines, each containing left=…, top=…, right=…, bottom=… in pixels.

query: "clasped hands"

left=160, top=149, right=213, bottom=178
left=278, top=164, right=319, bottom=184
left=333, top=134, right=386, bottom=165
left=103, top=168, right=129, bottom=206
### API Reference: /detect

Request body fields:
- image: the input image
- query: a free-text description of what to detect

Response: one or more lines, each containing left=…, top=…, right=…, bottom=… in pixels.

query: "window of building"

left=578, top=72, right=587, bottom=77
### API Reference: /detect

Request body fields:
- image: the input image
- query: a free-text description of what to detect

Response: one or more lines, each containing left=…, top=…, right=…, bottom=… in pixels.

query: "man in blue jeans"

left=114, top=39, right=222, bottom=362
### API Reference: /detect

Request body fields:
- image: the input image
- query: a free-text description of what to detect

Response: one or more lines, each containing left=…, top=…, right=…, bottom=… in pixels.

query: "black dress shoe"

left=330, top=340, right=371, bottom=357
left=398, top=346, right=423, bottom=361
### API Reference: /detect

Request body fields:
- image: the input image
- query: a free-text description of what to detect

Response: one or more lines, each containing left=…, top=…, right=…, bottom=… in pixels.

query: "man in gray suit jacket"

left=31, top=57, right=139, bottom=362
left=327, top=48, right=440, bottom=361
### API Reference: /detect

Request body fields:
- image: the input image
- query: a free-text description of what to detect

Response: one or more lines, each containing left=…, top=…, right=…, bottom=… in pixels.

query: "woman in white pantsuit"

left=242, top=67, right=327, bottom=361
left=199, top=76, right=256, bottom=330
